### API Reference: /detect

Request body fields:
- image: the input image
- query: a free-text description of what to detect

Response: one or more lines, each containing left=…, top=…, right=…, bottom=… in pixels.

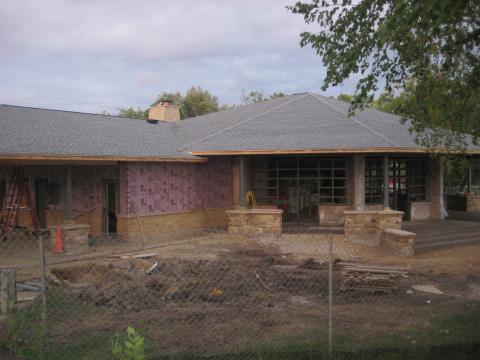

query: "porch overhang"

left=189, top=147, right=480, bottom=156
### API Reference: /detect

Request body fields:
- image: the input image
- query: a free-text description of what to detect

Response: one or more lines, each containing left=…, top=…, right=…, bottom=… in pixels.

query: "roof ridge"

left=308, top=93, right=399, bottom=147
left=177, top=93, right=302, bottom=126
left=182, top=93, right=310, bottom=151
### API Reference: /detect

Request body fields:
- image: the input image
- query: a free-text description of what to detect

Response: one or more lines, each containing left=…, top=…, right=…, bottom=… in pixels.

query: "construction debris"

left=17, top=283, right=41, bottom=292
left=299, top=258, right=325, bottom=270
left=339, top=263, right=408, bottom=293
left=412, top=285, right=444, bottom=295
left=146, top=262, right=159, bottom=275
left=107, top=253, right=158, bottom=260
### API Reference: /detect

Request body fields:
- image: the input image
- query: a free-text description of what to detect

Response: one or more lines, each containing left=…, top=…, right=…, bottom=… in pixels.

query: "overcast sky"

left=0, top=0, right=358, bottom=114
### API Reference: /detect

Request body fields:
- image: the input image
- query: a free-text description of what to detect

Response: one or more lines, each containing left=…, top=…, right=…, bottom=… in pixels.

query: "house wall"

left=118, top=157, right=233, bottom=235
left=0, top=165, right=125, bottom=233
left=0, top=157, right=233, bottom=236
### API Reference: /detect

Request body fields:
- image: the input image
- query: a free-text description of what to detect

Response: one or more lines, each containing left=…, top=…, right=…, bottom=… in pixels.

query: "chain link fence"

left=1, top=226, right=480, bottom=359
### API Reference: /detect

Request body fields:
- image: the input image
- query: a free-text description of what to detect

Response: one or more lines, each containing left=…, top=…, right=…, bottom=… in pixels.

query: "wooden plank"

left=343, top=267, right=408, bottom=275
left=338, top=262, right=409, bottom=271
left=0, top=154, right=207, bottom=163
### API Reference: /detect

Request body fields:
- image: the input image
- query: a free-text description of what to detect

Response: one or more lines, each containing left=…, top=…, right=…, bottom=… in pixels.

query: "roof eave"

left=189, top=147, right=480, bottom=156
left=0, top=153, right=208, bottom=164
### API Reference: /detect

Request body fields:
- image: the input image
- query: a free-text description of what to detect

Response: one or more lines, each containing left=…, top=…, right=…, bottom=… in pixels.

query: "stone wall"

left=117, top=207, right=231, bottom=236
left=226, top=209, right=283, bottom=236
left=319, top=205, right=352, bottom=226
left=408, top=201, right=431, bottom=221
left=384, top=229, right=415, bottom=256
left=466, top=195, right=480, bottom=211
left=344, top=209, right=403, bottom=246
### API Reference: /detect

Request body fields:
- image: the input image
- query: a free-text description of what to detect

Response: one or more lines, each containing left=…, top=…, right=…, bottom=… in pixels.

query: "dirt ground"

left=37, top=238, right=480, bottom=357
left=3, top=231, right=480, bottom=357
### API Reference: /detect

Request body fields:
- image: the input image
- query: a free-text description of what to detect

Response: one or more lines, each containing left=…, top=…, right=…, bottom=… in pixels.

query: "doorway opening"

left=35, top=179, right=48, bottom=228
left=103, top=181, right=117, bottom=234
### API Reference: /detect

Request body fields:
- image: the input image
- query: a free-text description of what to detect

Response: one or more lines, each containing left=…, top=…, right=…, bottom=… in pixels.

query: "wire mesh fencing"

left=1, top=226, right=480, bottom=359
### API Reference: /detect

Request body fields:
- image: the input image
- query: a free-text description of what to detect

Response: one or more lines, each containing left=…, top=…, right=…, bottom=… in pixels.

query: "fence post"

left=0, top=268, right=16, bottom=316
left=39, top=232, right=47, bottom=358
left=328, top=232, right=333, bottom=359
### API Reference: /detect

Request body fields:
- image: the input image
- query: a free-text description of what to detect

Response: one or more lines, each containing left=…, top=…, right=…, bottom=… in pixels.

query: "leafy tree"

left=241, top=90, right=266, bottom=104
left=337, top=94, right=354, bottom=103
left=183, top=86, right=220, bottom=118
left=153, top=87, right=219, bottom=119
left=270, top=92, right=286, bottom=99
left=371, top=91, right=410, bottom=116
left=117, top=107, right=148, bottom=120
left=241, top=90, right=286, bottom=104
left=288, top=0, right=480, bottom=148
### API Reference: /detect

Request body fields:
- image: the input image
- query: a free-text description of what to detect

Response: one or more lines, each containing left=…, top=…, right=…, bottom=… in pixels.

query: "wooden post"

left=65, top=166, right=73, bottom=223
left=1, top=268, right=16, bottom=315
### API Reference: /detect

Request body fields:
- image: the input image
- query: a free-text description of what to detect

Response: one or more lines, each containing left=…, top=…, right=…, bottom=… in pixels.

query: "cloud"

left=0, top=0, right=307, bottom=60
left=0, top=0, right=357, bottom=113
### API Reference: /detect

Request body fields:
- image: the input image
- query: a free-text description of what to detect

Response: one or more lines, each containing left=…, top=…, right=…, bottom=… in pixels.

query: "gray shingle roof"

left=0, top=105, right=200, bottom=160
left=179, top=93, right=480, bottom=153
left=1, top=92, right=478, bottom=160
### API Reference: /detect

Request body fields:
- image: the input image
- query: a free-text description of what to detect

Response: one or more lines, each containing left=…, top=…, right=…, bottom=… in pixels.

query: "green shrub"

left=112, top=327, right=146, bottom=360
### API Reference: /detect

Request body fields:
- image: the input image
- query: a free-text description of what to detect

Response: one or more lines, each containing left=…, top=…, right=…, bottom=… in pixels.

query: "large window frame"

left=365, top=157, right=384, bottom=205
left=250, top=156, right=348, bottom=207
left=364, top=156, right=429, bottom=206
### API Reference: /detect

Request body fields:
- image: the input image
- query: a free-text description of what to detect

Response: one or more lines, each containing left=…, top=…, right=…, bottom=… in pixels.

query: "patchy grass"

left=2, top=301, right=480, bottom=360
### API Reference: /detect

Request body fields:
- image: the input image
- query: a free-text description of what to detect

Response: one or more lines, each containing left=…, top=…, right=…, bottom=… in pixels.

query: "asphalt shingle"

left=2, top=92, right=478, bottom=159
left=0, top=105, right=198, bottom=159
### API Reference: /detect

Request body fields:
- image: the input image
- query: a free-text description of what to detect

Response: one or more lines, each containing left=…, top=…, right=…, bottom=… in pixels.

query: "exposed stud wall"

left=0, top=165, right=126, bottom=228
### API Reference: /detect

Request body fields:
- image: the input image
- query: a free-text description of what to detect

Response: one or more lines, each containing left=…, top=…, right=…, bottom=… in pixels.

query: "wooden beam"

left=0, top=154, right=207, bottom=163
left=189, top=147, right=480, bottom=156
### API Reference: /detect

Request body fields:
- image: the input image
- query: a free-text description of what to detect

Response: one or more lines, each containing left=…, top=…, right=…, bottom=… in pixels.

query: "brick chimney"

left=148, top=100, right=180, bottom=123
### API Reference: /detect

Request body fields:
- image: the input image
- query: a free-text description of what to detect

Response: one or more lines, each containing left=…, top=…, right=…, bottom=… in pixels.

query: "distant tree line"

left=114, top=88, right=286, bottom=120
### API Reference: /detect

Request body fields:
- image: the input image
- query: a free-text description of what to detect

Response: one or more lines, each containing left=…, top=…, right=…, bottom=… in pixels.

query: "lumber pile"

left=339, top=262, right=408, bottom=294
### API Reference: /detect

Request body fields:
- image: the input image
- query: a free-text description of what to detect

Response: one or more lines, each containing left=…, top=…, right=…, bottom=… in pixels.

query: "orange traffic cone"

left=56, top=225, right=63, bottom=254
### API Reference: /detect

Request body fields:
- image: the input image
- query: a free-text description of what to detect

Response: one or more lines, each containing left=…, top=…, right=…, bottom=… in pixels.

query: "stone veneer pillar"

left=353, top=155, right=365, bottom=210
left=429, top=157, right=445, bottom=219
left=49, top=223, right=90, bottom=254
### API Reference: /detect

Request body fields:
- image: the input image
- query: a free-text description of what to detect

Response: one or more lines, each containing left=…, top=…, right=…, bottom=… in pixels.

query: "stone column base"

left=49, top=223, right=90, bottom=254
left=226, top=209, right=283, bottom=237
left=344, top=209, right=403, bottom=246
left=385, top=229, right=415, bottom=256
